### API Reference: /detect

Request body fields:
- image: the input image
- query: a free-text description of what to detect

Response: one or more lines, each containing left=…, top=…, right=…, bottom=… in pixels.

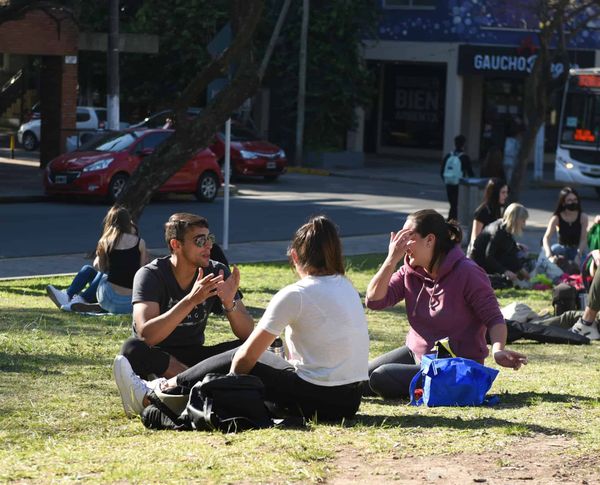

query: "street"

left=3, top=171, right=600, bottom=259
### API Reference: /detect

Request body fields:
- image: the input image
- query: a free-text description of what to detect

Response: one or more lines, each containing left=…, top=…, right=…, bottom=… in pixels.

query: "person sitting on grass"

left=363, top=209, right=527, bottom=399
left=570, top=253, right=600, bottom=340
left=469, top=177, right=508, bottom=247
left=542, top=187, right=589, bottom=267
left=46, top=206, right=149, bottom=313
left=114, top=213, right=254, bottom=414
left=113, top=215, right=370, bottom=422
left=468, top=203, right=530, bottom=284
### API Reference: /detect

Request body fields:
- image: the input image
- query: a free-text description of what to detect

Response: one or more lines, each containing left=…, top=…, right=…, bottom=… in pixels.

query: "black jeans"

left=366, top=346, right=420, bottom=399
left=120, top=337, right=242, bottom=378
left=176, top=349, right=363, bottom=421
left=445, top=184, right=459, bottom=221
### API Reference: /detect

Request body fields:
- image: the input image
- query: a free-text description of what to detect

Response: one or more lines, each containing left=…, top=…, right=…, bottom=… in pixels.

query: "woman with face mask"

left=542, top=187, right=589, bottom=265
left=364, top=209, right=527, bottom=399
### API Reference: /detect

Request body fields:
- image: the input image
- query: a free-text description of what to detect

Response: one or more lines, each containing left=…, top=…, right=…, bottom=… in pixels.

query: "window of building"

left=380, top=63, right=446, bottom=149
left=383, top=0, right=437, bottom=9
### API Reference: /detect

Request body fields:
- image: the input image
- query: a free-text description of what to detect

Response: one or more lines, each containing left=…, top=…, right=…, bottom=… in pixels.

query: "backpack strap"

left=408, top=369, right=424, bottom=406
left=145, top=390, right=191, bottom=429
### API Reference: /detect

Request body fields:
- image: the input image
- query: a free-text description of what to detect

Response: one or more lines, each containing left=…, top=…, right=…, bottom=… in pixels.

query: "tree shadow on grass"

left=363, top=390, right=596, bottom=409
left=350, top=413, right=573, bottom=436
left=0, top=351, right=106, bottom=374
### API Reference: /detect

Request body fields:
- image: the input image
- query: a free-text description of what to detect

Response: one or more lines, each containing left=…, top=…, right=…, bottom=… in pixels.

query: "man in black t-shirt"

left=119, top=213, right=254, bottom=380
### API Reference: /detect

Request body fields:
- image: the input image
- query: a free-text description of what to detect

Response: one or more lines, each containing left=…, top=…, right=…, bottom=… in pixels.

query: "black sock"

left=581, top=318, right=593, bottom=326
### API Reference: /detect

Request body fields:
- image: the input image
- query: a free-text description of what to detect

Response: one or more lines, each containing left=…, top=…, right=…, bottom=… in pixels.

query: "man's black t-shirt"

left=131, top=256, right=235, bottom=347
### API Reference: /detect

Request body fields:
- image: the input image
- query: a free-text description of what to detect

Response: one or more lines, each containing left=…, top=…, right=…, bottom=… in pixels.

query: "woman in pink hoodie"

left=365, top=209, right=527, bottom=399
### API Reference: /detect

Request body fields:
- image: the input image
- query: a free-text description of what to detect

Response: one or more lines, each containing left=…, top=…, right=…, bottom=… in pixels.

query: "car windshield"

left=222, top=125, right=259, bottom=142
left=86, top=131, right=142, bottom=152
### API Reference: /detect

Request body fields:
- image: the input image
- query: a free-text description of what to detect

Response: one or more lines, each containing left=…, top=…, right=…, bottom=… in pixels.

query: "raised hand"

left=217, top=266, right=240, bottom=305
left=387, top=228, right=414, bottom=263
left=188, top=268, right=224, bottom=305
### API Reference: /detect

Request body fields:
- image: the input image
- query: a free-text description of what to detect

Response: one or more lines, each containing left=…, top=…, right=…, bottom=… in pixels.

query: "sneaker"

left=113, top=355, right=150, bottom=418
left=141, top=404, right=181, bottom=430
left=570, top=318, right=600, bottom=340
left=60, top=294, right=89, bottom=312
left=46, top=285, right=70, bottom=309
left=65, top=295, right=106, bottom=313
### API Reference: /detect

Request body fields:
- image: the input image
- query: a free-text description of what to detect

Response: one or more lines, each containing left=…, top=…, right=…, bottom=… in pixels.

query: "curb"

left=286, top=166, right=331, bottom=176
left=0, top=185, right=238, bottom=204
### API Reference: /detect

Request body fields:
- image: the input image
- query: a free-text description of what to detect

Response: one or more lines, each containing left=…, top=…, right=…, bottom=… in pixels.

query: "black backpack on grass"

left=142, top=373, right=274, bottom=433
left=552, top=283, right=578, bottom=316
left=187, top=373, right=274, bottom=432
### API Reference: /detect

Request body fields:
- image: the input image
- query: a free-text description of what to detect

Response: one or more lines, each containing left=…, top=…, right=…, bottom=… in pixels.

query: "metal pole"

left=107, top=0, right=120, bottom=130
left=223, top=118, right=231, bottom=250
left=295, top=0, right=309, bottom=166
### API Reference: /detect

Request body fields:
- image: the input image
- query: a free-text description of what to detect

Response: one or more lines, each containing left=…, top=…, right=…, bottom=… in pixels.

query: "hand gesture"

left=188, top=268, right=224, bottom=305
left=494, top=349, right=528, bottom=370
left=217, top=266, right=240, bottom=305
left=387, top=228, right=414, bottom=264
left=504, top=270, right=517, bottom=281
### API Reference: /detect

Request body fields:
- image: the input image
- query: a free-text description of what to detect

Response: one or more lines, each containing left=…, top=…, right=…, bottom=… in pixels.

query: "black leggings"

left=120, top=337, right=242, bottom=378
left=176, top=349, right=363, bottom=421
left=366, top=346, right=420, bottom=399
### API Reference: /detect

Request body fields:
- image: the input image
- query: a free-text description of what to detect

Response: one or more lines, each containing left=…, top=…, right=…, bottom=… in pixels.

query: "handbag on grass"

left=409, top=353, right=500, bottom=407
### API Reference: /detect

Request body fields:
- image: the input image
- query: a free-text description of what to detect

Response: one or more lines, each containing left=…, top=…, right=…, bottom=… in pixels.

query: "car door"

left=132, top=131, right=174, bottom=190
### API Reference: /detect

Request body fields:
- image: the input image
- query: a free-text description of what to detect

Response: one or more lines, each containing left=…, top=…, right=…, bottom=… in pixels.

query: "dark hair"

left=454, top=134, right=466, bottom=150
left=164, top=213, right=209, bottom=252
left=288, top=215, right=345, bottom=276
left=553, top=186, right=582, bottom=216
left=476, top=177, right=507, bottom=219
left=408, top=209, right=462, bottom=272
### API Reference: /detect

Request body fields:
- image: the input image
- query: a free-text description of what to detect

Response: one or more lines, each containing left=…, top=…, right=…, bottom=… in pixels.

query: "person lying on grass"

left=364, top=209, right=528, bottom=399
left=113, top=215, right=370, bottom=422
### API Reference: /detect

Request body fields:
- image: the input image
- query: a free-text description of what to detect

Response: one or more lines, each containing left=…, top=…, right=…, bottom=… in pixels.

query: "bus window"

left=560, top=91, right=600, bottom=147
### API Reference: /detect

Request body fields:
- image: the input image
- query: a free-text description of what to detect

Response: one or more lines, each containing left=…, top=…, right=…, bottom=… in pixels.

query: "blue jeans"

left=67, top=265, right=103, bottom=303
left=97, top=275, right=133, bottom=314
left=551, top=244, right=580, bottom=262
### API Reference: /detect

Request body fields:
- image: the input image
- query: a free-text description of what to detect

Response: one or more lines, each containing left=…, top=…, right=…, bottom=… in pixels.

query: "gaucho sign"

left=458, top=45, right=595, bottom=77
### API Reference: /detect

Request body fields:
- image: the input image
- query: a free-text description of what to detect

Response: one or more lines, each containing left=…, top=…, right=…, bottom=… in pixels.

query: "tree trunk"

left=116, top=0, right=265, bottom=222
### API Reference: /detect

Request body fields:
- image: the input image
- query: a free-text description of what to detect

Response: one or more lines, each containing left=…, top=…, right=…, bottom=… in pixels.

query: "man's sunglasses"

left=193, top=233, right=216, bottom=248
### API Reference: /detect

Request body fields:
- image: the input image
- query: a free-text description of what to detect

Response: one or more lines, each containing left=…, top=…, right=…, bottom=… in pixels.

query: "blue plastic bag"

left=409, top=354, right=500, bottom=407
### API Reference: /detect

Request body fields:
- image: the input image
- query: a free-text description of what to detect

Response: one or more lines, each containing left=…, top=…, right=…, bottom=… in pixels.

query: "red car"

left=209, top=123, right=287, bottom=181
left=44, top=129, right=223, bottom=203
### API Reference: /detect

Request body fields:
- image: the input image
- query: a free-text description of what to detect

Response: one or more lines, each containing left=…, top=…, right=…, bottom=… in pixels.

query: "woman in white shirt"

left=115, top=216, right=370, bottom=421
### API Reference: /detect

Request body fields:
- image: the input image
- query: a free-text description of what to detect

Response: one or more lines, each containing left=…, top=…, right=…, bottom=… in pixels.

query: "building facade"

left=359, top=1, right=600, bottom=162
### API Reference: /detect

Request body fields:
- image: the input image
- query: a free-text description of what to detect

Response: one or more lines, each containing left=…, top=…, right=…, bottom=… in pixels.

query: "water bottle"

left=268, top=337, right=285, bottom=358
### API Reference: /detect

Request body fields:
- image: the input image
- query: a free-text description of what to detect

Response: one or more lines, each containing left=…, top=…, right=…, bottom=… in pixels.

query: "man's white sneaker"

left=113, top=355, right=150, bottom=418
left=570, top=318, right=600, bottom=340
left=46, top=285, right=70, bottom=309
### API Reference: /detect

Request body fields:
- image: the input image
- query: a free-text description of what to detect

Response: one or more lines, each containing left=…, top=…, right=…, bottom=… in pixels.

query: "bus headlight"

left=565, top=162, right=574, bottom=169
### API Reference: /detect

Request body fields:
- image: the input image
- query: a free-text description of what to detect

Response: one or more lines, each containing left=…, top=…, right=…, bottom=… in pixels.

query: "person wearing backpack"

left=440, top=134, right=474, bottom=221
left=114, top=216, right=370, bottom=422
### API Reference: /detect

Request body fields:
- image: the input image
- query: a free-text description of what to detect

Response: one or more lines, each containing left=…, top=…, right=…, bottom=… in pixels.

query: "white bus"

left=555, top=67, right=600, bottom=196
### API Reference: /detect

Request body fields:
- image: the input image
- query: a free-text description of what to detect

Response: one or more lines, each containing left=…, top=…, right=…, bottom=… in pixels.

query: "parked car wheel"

left=22, top=131, right=38, bottom=151
left=107, top=173, right=129, bottom=203
left=195, top=171, right=219, bottom=202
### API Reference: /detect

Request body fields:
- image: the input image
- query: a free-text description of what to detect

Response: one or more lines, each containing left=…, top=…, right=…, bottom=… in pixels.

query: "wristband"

left=223, top=299, right=238, bottom=313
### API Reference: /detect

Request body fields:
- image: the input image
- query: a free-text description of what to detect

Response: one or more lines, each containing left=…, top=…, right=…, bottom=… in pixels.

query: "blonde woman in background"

left=468, top=203, right=530, bottom=282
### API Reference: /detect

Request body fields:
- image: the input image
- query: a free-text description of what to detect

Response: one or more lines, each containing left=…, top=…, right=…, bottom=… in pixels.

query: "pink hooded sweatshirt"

left=366, top=246, right=505, bottom=362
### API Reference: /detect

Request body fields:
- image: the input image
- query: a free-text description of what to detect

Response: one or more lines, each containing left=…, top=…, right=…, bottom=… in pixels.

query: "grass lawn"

left=1, top=254, right=599, bottom=483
